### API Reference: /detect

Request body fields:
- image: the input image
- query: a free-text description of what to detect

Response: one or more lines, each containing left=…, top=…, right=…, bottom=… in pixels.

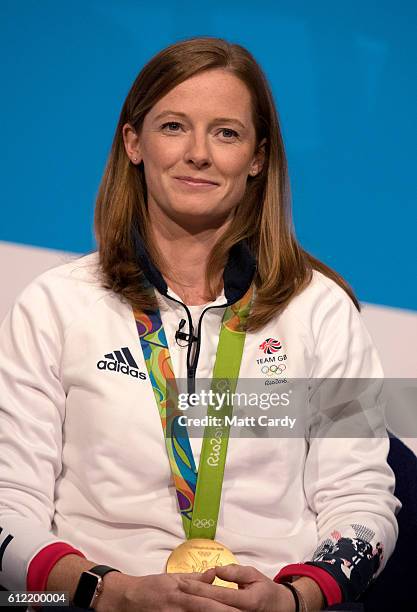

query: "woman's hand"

left=177, top=564, right=297, bottom=612
left=95, top=569, right=243, bottom=612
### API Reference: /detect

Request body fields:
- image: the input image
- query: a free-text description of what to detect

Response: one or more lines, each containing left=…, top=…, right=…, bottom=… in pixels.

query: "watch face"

left=83, top=572, right=99, bottom=598
left=73, top=571, right=99, bottom=607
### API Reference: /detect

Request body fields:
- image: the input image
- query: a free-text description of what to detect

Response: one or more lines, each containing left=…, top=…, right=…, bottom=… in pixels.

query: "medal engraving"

left=166, top=538, right=238, bottom=588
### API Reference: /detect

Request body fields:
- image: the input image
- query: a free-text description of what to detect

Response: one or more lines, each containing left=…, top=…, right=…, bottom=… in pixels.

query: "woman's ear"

left=122, top=123, right=142, bottom=164
left=250, top=138, right=267, bottom=176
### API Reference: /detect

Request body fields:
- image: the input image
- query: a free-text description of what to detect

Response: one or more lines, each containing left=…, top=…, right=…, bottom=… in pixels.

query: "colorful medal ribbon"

left=134, top=286, right=252, bottom=539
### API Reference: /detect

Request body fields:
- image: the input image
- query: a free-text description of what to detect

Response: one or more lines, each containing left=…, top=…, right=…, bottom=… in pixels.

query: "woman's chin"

left=167, top=206, right=234, bottom=229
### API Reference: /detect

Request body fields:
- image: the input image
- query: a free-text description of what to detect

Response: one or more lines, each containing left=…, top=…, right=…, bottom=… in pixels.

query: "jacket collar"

left=132, top=227, right=256, bottom=305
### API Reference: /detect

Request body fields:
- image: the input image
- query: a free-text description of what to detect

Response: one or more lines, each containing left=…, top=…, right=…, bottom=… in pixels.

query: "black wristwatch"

left=72, top=564, right=120, bottom=610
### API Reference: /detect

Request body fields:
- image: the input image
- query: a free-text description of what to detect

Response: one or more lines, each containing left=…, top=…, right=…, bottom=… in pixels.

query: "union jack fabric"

left=308, top=524, right=383, bottom=601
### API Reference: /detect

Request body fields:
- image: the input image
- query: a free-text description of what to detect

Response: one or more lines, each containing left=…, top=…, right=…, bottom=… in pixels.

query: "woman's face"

left=123, top=69, right=265, bottom=229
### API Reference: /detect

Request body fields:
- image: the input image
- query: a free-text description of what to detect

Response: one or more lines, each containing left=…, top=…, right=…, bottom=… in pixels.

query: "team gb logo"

left=259, top=338, right=282, bottom=354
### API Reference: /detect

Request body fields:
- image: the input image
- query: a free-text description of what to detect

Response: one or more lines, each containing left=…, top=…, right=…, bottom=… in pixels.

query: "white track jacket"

left=0, top=248, right=400, bottom=602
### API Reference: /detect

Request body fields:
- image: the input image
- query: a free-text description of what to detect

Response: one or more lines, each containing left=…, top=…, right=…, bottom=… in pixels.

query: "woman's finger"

left=172, top=571, right=214, bottom=581
left=178, top=576, right=247, bottom=608
left=199, top=567, right=217, bottom=583
left=212, top=564, right=261, bottom=584
left=172, top=568, right=221, bottom=585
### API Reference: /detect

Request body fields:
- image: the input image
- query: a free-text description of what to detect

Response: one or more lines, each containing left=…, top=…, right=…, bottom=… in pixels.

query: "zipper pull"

left=175, top=318, right=197, bottom=345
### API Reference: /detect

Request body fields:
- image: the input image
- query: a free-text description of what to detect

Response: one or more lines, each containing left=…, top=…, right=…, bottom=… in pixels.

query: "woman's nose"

left=184, top=131, right=211, bottom=168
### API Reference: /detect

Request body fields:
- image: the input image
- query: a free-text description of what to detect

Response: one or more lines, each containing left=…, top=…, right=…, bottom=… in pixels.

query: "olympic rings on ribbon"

left=214, top=378, right=231, bottom=393
left=192, top=519, right=215, bottom=528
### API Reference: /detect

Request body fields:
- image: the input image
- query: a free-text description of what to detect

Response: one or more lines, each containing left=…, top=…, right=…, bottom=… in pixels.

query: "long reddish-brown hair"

left=94, top=36, right=359, bottom=330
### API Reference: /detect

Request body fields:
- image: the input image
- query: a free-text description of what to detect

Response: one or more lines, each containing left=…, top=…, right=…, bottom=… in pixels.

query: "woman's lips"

left=174, top=177, right=218, bottom=188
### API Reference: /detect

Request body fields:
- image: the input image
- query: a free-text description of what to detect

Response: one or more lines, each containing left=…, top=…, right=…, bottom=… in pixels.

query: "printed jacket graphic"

left=0, top=246, right=400, bottom=602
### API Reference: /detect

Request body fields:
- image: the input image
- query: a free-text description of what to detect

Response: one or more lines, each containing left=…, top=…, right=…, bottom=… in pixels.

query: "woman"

left=0, top=37, right=399, bottom=611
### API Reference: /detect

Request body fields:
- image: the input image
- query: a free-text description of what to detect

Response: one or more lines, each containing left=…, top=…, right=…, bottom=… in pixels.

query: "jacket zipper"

left=164, top=295, right=228, bottom=395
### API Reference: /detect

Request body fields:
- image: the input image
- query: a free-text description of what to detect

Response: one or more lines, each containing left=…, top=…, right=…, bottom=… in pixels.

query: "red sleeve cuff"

left=274, top=563, right=343, bottom=607
left=27, top=542, right=86, bottom=591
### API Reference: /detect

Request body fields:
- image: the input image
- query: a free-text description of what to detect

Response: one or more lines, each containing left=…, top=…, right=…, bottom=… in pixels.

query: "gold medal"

left=166, top=538, right=238, bottom=588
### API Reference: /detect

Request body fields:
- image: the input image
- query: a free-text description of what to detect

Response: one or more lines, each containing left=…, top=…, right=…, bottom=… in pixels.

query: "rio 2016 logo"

left=207, top=430, right=223, bottom=466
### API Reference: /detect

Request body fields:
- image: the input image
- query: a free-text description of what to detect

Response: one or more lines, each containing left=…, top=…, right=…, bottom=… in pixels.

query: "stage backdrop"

left=1, top=1, right=416, bottom=449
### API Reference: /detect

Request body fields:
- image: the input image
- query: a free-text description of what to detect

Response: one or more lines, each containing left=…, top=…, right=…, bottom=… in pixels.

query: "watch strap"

left=89, top=564, right=121, bottom=579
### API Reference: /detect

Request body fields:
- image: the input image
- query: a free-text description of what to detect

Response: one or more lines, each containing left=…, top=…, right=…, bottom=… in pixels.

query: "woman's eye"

left=220, top=128, right=239, bottom=139
left=161, top=122, right=182, bottom=132
left=160, top=123, right=239, bottom=139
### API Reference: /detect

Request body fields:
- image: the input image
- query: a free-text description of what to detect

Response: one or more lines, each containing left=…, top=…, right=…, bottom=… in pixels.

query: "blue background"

left=1, top=0, right=416, bottom=310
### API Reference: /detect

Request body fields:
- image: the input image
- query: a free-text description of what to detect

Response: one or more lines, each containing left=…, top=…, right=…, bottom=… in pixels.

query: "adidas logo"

left=97, top=346, right=146, bottom=380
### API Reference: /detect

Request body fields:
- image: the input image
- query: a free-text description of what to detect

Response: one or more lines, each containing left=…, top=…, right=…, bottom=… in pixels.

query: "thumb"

left=199, top=568, right=217, bottom=583
left=213, top=564, right=258, bottom=584
left=177, top=570, right=216, bottom=582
